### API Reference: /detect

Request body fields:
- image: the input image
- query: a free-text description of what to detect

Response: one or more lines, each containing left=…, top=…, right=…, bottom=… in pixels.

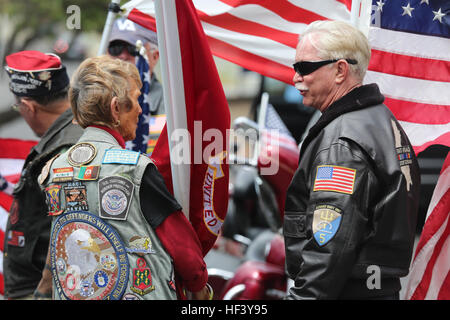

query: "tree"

left=0, top=0, right=112, bottom=65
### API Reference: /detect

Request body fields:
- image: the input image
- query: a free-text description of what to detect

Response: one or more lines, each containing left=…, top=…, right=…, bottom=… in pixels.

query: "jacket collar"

left=300, top=83, right=385, bottom=156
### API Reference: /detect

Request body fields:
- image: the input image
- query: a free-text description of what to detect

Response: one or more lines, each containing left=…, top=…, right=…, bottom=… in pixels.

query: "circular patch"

left=50, top=211, right=129, bottom=300
left=68, top=142, right=97, bottom=167
left=101, top=189, right=128, bottom=216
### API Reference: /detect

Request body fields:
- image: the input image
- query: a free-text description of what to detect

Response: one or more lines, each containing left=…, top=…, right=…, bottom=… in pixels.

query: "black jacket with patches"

left=284, top=84, right=420, bottom=299
left=3, top=109, right=83, bottom=299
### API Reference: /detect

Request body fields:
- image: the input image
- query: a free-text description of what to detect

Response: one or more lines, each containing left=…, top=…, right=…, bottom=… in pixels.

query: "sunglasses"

left=293, top=58, right=357, bottom=76
left=108, top=41, right=138, bottom=57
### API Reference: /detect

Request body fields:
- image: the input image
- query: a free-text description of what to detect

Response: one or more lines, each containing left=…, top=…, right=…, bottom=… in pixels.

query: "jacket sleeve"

left=155, top=211, right=208, bottom=292
left=285, top=139, right=378, bottom=299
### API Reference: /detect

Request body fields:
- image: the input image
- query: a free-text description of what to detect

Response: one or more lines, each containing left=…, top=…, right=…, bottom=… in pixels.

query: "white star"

left=432, top=8, right=445, bottom=23
left=420, top=0, right=429, bottom=5
left=376, top=0, right=385, bottom=12
left=143, top=93, right=151, bottom=106
left=143, top=71, right=150, bottom=84
left=142, top=113, right=151, bottom=125
left=402, top=3, right=415, bottom=17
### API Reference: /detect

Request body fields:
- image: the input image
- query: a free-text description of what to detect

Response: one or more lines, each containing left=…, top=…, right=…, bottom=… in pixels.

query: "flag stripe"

left=410, top=213, right=449, bottom=300
left=398, top=122, right=450, bottom=155
left=369, top=50, right=450, bottom=82
left=426, top=229, right=450, bottom=300
left=197, top=10, right=300, bottom=48
left=406, top=151, right=450, bottom=300
left=365, top=70, right=450, bottom=106
left=368, top=26, right=450, bottom=61
left=384, top=98, right=450, bottom=125
left=207, top=36, right=294, bottom=83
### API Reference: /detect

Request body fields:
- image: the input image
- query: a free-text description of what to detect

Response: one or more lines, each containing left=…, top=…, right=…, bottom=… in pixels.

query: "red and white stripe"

left=405, top=151, right=450, bottom=300
left=366, top=26, right=450, bottom=155
left=314, top=166, right=356, bottom=194
left=122, top=0, right=351, bottom=84
left=0, top=138, right=37, bottom=296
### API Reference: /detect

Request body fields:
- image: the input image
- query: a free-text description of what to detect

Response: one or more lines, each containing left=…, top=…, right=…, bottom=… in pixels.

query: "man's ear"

left=335, top=60, right=349, bottom=84
left=21, top=98, right=37, bottom=115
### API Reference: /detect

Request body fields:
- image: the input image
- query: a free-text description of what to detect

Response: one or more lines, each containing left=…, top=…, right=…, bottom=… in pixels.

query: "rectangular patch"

left=52, top=167, right=74, bottom=182
left=102, top=149, right=139, bottom=165
left=77, top=165, right=100, bottom=180
left=7, top=230, right=25, bottom=247
left=45, top=184, right=64, bottom=216
left=64, top=181, right=89, bottom=212
left=313, top=165, right=356, bottom=194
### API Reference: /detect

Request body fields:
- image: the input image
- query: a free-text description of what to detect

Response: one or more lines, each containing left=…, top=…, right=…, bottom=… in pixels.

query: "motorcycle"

left=206, top=94, right=299, bottom=300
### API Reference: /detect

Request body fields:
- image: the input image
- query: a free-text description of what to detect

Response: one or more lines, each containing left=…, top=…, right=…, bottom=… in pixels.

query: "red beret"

left=4, top=50, right=69, bottom=97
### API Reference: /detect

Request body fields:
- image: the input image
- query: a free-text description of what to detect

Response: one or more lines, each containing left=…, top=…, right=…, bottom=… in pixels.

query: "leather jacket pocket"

left=283, top=212, right=307, bottom=238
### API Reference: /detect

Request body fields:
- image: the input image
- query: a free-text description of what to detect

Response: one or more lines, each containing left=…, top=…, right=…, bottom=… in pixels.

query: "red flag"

left=405, top=151, right=450, bottom=300
left=0, top=138, right=38, bottom=296
left=125, top=0, right=230, bottom=256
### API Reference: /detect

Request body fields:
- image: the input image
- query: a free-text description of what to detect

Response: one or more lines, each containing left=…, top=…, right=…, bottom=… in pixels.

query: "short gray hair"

left=69, top=55, right=142, bottom=128
left=299, top=20, right=371, bottom=81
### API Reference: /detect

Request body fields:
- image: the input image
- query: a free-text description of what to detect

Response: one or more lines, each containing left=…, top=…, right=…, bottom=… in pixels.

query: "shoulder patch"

left=102, top=149, right=140, bottom=165
left=68, top=142, right=97, bottom=167
left=98, top=176, right=134, bottom=220
left=312, top=205, right=342, bottom=246
left=313, top=165, right=356, bottom=194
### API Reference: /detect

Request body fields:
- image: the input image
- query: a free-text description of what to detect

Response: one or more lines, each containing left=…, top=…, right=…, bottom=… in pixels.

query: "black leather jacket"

left=284, top=84, right=420, bottom=299
left=3, top=109, right=83, bottom=298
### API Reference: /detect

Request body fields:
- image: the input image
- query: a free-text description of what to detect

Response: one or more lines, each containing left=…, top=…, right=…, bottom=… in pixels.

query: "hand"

left=191, top=284, right=213, bottom=300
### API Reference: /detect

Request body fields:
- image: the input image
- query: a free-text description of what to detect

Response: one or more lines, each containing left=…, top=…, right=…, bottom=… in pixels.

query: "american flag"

left=121, top=0, right=449, bottom=156
left=313, top=165, right=356, bottom=194
left=0, top=138, right=38, bottom=296
left=126, top=53, right=151, bottom=154
left=405, top=151, right=449, bottom=300
left=366, top=0, right=450, bottom=154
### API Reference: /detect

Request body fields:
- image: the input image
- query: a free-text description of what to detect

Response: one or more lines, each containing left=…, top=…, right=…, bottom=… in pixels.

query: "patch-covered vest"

left=40, top=127, right=177, bottom=300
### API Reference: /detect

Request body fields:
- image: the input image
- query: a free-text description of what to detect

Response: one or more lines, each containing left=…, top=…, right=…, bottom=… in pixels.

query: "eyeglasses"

left=108, top=41, right=138, bottom=57
left=293, top=58, right=357, bottom=76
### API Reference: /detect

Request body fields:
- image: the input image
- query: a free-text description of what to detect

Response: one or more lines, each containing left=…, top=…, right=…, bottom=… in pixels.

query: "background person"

left=3, top=50, right=83, bottom=299
left=283, top=20, right=420, bottom=300
left=40, top=55, right=210, bottom=300
left=107, top=17, right=165, bottom=154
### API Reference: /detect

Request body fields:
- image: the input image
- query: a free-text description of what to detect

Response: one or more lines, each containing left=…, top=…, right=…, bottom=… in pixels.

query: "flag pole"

left=97, top=0, right=122, bottom=55
left=154, top=0, right=190, bottom=218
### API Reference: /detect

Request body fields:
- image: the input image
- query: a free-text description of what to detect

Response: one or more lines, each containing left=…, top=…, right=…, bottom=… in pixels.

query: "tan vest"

left=41, top=127, right=177, bottom=300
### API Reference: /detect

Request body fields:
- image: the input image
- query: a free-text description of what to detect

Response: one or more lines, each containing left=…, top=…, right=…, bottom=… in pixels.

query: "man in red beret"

left=3, top=50, right=83, bottom=299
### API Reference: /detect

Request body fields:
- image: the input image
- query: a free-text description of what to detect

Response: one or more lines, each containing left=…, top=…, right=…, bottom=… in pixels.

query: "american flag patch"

left=313, top=165, right=356, bottom=194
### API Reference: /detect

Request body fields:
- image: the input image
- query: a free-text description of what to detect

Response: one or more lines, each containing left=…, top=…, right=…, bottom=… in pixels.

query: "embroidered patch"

left=77, top=165, right=100, bottom=181
left=52, top=167, right=74, bottom=183
left=50, top=211, right=129, bottom=300
left=64, top=182, right=89, bottom=212
left=68, top=142, right=97, bottom=167
left=126, top=236, right=155, bottom=256
left=45, top=184, right=64, bottom=216
left=312, top=205, right=342, bottom=246
left=98, top=176, right=134, bottom=221
left=131, top=258, right=155, bottom=296
left=102, top=149, right=140, bottom=165
left=7, top=230, right=25, bottom=247
left=313, top=165, right=356, bottom=194
left=38, top=154, right=59, bottom=185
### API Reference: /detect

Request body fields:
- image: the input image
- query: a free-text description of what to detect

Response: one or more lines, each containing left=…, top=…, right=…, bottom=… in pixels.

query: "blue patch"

left=102, top=149, right=140, bottom=165
left=312, top=205, right=342, bottom=246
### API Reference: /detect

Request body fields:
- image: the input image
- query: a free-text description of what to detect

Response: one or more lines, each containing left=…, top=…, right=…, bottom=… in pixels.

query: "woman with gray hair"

left=39, top=55, right=211, bottom=300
